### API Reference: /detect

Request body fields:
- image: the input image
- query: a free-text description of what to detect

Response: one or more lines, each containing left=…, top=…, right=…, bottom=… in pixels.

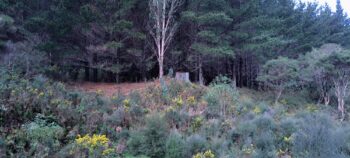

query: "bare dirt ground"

left=68, top=81, right=159, bottom=97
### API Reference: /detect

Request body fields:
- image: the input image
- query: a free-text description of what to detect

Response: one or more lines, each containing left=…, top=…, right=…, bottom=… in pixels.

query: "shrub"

left=172, top=96, right=184, bottom=108
left=236, top=116, right=277, bottom=158
left=143, top=114, right=168, bottom=158
left=191, top=116, right=204, bottom=132
left=203, top=84, right=239, bottom=118
left=4, top=114, right=65, bottom=157
left=276, top=117, right=298, bottom=153
left=129, top=91, right=143, bottom=106
left=129, top=104, right=146, bottom=124
left=201, top=119, right=221, bottom=137
left=165, top=131, right=186, bottom=158
left=193, top=149, right=215, bottom=158
left=74, top=134, right=114, bottom=157
left=168, top=79, right=185, bottom=98
left=207, top=137, right=230, bottom=158
left=105, top=108, right=129, bottom=128
left=24, top=115, right=64, bottom=144
left=210, top=75, right=233, bottom=86
left=292, top=113, right=348, bottom=158
left=253, top=131, right=277, bottom=158
left=111, top=92, right=126, bottom=106
left=185, top=134, right=207, bottom=157
left=165, top=109, right=189, bottom=129
left=127, top=131, right=147, bottom=156
left=252, top=116, right=277, bottom=158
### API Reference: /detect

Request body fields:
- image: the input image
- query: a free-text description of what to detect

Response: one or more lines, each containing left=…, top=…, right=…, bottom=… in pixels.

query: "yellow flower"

left=102, top=148, right=114, bottom=155
left=203, top=150, right=215, bottom=158
left=193, top=153, right=203, bottom=158
left=277, top=149, right=285, bottom=156
left=306, top=104, right=318, bottom=112
left=280, top=99, right=288, bottom=105
left=38, top=92, right=44, bottom=97
left=75, top=134, right=111, bottom=154
left=123, top=99, right=130, bottom=107
left=253, top=106, right=261, bottom=114
left=193, top=150, right=215, bottom=158
left=187, top=96, right=196, bottom=105
left=283, top=136, right=292, bottom=143
left=172, top=97, right=183, bottom=107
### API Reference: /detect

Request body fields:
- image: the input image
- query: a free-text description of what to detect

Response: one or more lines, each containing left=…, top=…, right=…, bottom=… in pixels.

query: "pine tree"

left=182, top=0, right=233, bottom=85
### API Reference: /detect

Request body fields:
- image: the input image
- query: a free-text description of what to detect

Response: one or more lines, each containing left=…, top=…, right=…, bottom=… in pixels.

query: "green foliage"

left=127, top=114, right=168, bottom=158
left=292, top=113, right=349, bottom=158
left=0, top=14, right=16, bottom=47
left=127, top=131, right=147, bottom=156
left=185, top=134, right=207, bottom=157
left=3, top=0, right=350, bottom=157
left=4, top=114, right=64, bottom=157
left=165, top=131, right=186, bottom=158
left=210, top=75, right=233, bottom=86
left=258, top=57, right=300, bottom=104
left=24, top=114, right=64, bottom=144
left=191, top=116, right=204, bottom=132
left=143, top=114, right=168, bottom=158
left=258, top=57, right=299, bottom=90
left=204, top=82, right=239, bottom=118
left=165, top=109, right=189, bottom=128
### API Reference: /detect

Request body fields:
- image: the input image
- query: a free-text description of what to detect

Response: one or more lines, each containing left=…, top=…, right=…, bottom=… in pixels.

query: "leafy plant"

left=74, top=134, right=114, bottom=157
left=165, top=131, right=186, bottom=158
left=204, top=83, right=239, bottom=118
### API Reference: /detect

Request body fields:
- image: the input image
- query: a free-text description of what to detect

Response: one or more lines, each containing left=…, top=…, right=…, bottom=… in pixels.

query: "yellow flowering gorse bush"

left=75, top=134, right=113, bottom=155
left=192, top=150, right=215, bottom=158
left=172, top=96, right=183, bottom=107
left=187, top=96, right=196, bottom=105
left=253, top=106, right=262, bottom=114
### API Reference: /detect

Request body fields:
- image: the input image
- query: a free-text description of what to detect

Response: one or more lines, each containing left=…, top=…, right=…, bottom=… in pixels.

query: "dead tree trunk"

left=149, top=0, right=183, bottom=80
left=334, top=79, right=349, bottom=121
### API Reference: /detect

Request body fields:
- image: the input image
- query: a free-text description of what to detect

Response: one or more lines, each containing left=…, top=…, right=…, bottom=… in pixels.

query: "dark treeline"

left=1, top=0, right=349, bottom=86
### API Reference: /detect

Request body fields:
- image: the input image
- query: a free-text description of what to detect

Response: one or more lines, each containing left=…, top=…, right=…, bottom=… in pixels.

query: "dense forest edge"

left=2, top=0, right=350, bottom=157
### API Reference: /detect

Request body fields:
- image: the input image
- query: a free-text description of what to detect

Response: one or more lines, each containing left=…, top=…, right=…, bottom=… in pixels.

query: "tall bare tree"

left=148, top=0, right=182, bottom=79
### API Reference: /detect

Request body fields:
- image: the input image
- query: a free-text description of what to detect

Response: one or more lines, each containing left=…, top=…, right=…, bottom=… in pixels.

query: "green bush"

left=127, top=131, right=147, bottom=156
left=185, top=134, right=207, bottom=157
left=292, top=113, right=348, bottom=158
left=235, top=116, right=277, bottom=158
left=143, top=114, right=168, bottom=158
left=24, top=114, right=64, bottom=144
left=5, top=114, right=64, bottom=157
left=165, top=109, right=189, bottom=128
left=129, top=91, right=143, bottom=106
left=165, top=131, right=186, bottom=158
left=203, top=83, right=239, bottom=118
left=127, top=114, right=169, bottom=158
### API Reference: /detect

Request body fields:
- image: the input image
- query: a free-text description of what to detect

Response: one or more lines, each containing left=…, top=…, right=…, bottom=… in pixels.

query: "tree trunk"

left=198, top=58, right=204, bottom=86
left=116, top=74, right=119, bottom=84
left=335, top=83, right=347, bottom=121
left=338, top=97, right=345, bottom=121
left=159, top=58, right=164, bottom=79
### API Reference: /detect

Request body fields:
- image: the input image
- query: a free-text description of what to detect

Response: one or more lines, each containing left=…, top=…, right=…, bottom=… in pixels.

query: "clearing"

left=68, top=80, right=161, bottom=97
